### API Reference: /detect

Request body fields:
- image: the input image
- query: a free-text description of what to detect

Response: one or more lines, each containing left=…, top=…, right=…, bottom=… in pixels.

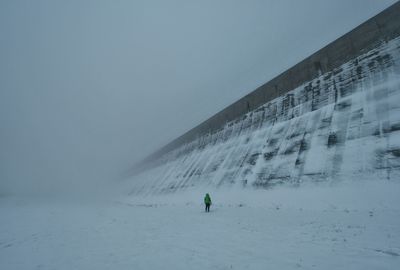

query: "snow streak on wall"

left=130, top=37, right=400, bottom=195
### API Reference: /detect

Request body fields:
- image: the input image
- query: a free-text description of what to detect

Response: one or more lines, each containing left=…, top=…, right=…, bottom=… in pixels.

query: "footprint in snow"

left=374, top=249, right=400, bottom=257
left=2, top=243, right=13, bottom=248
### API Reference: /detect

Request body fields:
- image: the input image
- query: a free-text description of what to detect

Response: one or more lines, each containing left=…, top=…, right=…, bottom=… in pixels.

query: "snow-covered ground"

left=1, top=181, right=399, bottom=270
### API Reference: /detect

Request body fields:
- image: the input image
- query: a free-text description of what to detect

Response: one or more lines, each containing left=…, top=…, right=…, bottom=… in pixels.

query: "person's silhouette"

left=204, top=193, right=212, bottom=212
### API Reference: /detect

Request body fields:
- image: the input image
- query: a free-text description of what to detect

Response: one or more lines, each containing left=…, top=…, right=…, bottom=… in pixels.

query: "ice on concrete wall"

left=129, top=37, right=400, bottom=195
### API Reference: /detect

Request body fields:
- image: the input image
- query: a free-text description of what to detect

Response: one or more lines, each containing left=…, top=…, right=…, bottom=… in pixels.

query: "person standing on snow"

left=204, top=193, right=212, bottom=212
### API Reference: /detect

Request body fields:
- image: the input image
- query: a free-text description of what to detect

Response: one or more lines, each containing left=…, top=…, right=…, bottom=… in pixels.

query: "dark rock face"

left=129, top=37, right=400, bottom=194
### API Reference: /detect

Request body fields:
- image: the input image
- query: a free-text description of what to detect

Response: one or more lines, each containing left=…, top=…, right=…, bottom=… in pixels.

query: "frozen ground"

left=1, top=181, right=399, bottom=270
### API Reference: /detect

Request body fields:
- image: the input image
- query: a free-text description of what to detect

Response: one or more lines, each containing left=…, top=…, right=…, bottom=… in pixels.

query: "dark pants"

left=205, top=203, right=210, bottom=212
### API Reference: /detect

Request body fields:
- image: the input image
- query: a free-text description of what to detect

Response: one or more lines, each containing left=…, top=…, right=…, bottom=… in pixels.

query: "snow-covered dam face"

left=130, top=37, right=400, bottom=195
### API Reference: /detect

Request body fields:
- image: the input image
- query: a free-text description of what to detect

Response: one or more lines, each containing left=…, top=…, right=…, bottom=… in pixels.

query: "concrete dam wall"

left=141, top=2, right=400, bottom=164
left=129, top=3, right=400, bottom=194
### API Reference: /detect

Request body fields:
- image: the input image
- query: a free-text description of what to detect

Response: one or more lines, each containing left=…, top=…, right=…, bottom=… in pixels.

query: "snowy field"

left=1, top=181, right=399, bottom=270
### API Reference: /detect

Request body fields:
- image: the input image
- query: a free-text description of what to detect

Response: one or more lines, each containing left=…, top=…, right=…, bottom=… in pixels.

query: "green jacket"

left=204, top=194, right=212, bottom=205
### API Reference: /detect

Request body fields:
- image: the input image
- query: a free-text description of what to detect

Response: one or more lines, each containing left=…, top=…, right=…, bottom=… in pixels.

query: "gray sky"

left=0, top=0, right=396, bottom=194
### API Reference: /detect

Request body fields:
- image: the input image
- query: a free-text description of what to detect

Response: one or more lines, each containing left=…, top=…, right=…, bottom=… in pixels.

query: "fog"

left=0, top=0, right=396, bottom=195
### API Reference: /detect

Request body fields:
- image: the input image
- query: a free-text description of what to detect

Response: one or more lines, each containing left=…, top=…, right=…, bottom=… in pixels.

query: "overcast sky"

left=0, top=0, right=396, bottom=194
